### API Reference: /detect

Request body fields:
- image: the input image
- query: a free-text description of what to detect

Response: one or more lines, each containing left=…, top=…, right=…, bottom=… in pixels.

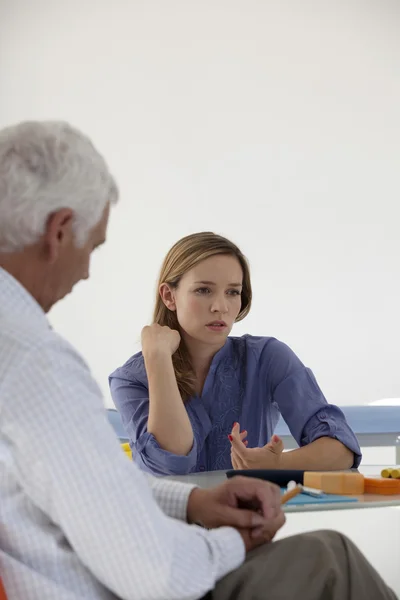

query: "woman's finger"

left=230, top=433, right=247, bottom=458
left=231, top=447, right=245, bottom=470
left=231, top=451, right=240, bottom=470
left=239, top=430, right=248, bottom=442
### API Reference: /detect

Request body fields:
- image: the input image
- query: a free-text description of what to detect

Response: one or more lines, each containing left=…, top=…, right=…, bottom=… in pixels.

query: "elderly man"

left=0, top=121, right=396, bottom=600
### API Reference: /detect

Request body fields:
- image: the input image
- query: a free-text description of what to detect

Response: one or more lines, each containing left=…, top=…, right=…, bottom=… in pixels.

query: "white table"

left=167, top=467, right=400, bottom=593
left=166, top=467, right=400, bottom=513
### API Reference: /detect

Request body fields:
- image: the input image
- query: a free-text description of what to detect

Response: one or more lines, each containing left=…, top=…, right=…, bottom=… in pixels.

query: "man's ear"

left=43, top=208, right=74, bottom=263
left=159, top=283, right=177, bottom=311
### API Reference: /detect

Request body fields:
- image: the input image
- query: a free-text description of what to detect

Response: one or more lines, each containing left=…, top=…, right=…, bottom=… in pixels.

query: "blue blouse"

left=109, top=335, right=362, bottom=475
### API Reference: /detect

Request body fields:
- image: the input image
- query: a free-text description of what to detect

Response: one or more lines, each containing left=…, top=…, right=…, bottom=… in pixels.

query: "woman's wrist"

left=143, top=346, right=173, bottom=366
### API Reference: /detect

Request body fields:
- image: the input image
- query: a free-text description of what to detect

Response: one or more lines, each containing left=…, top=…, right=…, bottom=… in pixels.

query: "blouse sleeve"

left=109, top=367, right=211, bottom=475
left=262, top=339, right=362, bottom=468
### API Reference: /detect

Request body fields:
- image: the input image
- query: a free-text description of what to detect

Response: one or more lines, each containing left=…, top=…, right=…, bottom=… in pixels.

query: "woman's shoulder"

left=230, top=334, right=280, bottom=353
left=109, top=351, right=147, bottom=385
left=230, top=334, right=297, bottom=364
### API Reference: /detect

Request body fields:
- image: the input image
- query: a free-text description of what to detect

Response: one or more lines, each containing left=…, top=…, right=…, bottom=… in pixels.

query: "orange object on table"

left=364, top=477, right=400, bottom=495
left=303, top=472, right=364, bottom=495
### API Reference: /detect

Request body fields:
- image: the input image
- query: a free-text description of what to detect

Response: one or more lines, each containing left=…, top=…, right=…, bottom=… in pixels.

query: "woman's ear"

left=159, top=283, right=176, bottom=311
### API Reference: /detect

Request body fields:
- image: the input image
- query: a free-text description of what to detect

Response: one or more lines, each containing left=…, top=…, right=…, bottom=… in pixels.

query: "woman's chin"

left=182, top=328, right=230, bottom=346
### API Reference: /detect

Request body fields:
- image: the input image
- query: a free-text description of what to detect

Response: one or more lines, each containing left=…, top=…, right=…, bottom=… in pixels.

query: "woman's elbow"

left=145, top=461, right=195, bottom=477
left=333, top=441, right=355, bottom=469
left=147, top=427, right=194, bottom=457
left=163, top=450, right=198, bottom=476
left=135, top=450, right=196, bottom=476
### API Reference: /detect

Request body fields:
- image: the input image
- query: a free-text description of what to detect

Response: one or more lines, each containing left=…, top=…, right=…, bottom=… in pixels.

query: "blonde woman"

left=109, top=232, right=360, bottom=475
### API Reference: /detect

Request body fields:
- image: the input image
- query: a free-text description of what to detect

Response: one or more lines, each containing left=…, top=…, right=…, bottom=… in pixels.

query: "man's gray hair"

left=0, top=121, right=119, bottom=252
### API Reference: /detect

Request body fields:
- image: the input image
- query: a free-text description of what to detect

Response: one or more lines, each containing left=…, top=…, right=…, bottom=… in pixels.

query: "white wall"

left=2, top=1, right=400, bottom=591
left=1, top=0, right=400, bottom=409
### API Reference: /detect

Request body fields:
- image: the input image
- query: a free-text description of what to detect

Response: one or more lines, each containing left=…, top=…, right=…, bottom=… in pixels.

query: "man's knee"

left=316, top=529, right=356, bottom=548
left=307, top=529, right=347, bottom=543
left=296, top=529, right=348, bottom=560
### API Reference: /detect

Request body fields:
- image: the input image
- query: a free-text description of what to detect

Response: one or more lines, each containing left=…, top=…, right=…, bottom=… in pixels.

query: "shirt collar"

left=0, top=267, right=50, bottom=327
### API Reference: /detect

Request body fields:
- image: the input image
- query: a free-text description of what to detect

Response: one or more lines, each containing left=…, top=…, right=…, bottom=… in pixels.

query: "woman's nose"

left=211, top=296, right=228, bottom=313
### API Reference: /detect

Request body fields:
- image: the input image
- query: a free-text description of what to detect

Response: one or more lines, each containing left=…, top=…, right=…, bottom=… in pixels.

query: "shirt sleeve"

left=109, top=367, right=212, bottom=476
left=5, top=340, right=245, bottom=600
left=263, top=339, right=362, bottom=467
left=144, top=473, right=197, bottom=521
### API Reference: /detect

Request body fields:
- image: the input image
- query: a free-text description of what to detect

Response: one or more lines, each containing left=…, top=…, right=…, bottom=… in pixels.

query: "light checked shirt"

left=0, top=267, right=244, bottom=600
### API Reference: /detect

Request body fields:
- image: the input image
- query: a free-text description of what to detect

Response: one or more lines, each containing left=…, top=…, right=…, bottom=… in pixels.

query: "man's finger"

left=250, top=511, right=286, bottom=541
left=254, top=483, right=282, bottom=520
left=219, top=505, right=267, bottom=530
left=232, top=477, right=281, bottom=520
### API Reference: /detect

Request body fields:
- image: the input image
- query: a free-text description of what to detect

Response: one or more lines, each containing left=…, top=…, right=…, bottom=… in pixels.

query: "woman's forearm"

left=279, top=437, right=354, bottom=470
left=145, top=350, right=194, bottom=455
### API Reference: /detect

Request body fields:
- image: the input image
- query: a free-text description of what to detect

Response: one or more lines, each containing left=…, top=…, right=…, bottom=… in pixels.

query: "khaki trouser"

left=205, top=530, right=397, bottom=600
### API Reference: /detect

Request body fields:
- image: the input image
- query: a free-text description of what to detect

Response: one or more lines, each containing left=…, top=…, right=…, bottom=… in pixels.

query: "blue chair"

left=107, top=408, right=129, bottom=442
left=107, top=406, right=400, bottom=463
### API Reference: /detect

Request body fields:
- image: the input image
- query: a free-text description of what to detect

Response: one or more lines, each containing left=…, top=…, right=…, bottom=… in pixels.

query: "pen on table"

left=302, top=485, right=323, bottom=498
left=281, top=484, right=302, bottom=504
left=286, top=479, right=324, bottom=499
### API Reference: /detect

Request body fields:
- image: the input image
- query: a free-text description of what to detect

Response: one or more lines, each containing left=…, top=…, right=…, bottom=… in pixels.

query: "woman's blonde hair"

left=153, top=232, right=252, bottom=401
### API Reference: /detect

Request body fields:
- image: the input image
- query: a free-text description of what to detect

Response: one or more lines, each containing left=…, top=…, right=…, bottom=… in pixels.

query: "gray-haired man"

left=0, top=121, right=396, bottom=600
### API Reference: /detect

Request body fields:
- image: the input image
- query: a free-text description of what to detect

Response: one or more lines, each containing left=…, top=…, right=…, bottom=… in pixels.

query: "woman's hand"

left=229, top=423, right=284, bottom=470
left=141, top=324, right=181, bottom=359
left=142, top=324, right=193, bottom=455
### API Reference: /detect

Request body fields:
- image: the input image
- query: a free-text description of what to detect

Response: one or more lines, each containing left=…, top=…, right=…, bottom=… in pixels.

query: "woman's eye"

left=195, top=288, right=210, bottom=294
left=227, top=289, right=241, bottom=296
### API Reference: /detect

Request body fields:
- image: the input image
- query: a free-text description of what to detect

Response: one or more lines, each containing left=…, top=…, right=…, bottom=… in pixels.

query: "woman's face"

left=161, top=254, right=244, bottom=346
